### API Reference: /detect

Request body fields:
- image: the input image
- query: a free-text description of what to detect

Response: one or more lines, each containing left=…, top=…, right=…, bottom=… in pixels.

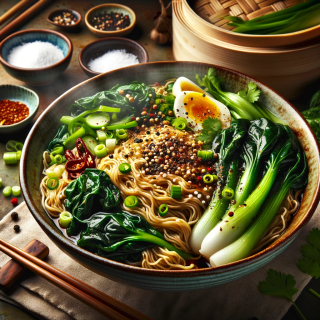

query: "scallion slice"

left=222, top=187, right=234, bottom=200
left=94, top=144, right=108, bottom=158
left=54, top=154, right=64, bottom=164
left=203, top=174, right=214, bottom=184
left=173, top=118, right=188, bottom=130
left=197, top=150, right=213, bottom=161
left=59, top=211, right=72, bottom=228
left=0, top=178, right=2, bottom=188
left=16, top=150, right=22, bottom=160
left=3, top=186, right=12, bottom=197
left=6, top=140, right=23, bottom=152
left=51, top=146, right=64, bottom=156
left=116, top=129, right=128, bottom=140
left=119, top=163, right=131, bottom=174
left=47, top=177, right=59, bottom=190
left=124, top=195, right=139, bottom=208
left=12, top=186, right=21, bottom=196
left=3, top=152, right=18, bottom=165
left=171, top=185, right=182, bottom=199
left=159, top=204, right=169, bottom=217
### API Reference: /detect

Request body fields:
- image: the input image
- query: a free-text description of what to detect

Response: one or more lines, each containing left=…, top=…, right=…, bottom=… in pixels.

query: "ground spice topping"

left=0, top=100, right=29, bottom=125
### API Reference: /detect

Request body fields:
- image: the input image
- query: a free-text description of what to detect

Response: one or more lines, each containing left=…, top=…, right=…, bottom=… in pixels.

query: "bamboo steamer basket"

left=172, top=0, right=320, bottom=99
left=185, top=0, right=320, bottom=47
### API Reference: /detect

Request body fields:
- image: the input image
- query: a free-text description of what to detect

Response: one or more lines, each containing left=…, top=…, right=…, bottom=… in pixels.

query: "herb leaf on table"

left=258, top=269, right=306, bottom=320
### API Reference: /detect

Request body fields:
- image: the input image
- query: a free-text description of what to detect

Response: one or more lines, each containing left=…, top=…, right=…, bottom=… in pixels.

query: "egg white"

left=173, top=91, right=231, bottom=131
left=172, top=77, right=207, bottom=97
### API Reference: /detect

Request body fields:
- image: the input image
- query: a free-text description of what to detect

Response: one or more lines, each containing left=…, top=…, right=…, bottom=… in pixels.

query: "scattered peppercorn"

left=11, top=211, right=18, bottom=221
left=90, top=11, right=131, bottom=31
left=14, top=225, right=20, bottom=233
left=11, top=198, right=18, bottom=206
left=52, top=11, right=77, bottom=26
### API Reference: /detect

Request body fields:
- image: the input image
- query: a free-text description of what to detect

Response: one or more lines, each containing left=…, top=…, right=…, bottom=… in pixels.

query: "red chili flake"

left=197, top=176, right=202, bottom=181
left=131, top=116, right=136, bottom=121
left=207, top=167, right=212, bottom=172
left=176, top=154, right=180, bottom=158
left=232, top=226, right=235, bottom=229
left=11, top=198, right=18, bottom=206
left=0, top=100, right=29, bottom=125
left=220, top=227, right=222, bottom=231
left=154, top=82, right=159, bottom=86
left=228, top=212, right=234, bottom=217
left=158, top=157, right=163, bottom=162
left=142, top=107, right=147, bottom=111
left=150, top=113, right=155, bottom=117
left=168, top=142, right=172, bottom=146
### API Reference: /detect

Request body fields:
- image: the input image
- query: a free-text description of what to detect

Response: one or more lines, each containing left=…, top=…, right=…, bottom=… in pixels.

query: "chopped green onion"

left=171, top=185, right=182, bottom=199
left=60, top=115, right=74, bottom=125
left=119, top=163, right=131, bottom=174
left=203, top=174, right=214, bottom=184
left=59, top=211, right=72, bottom=228
left=6, top=140, right=23, bottom=152
left=165, top=94, right=175, bottom=104
left=16, top=150, right=22, bottom=160
left=197, top=150, right=213, bottom=161
left=159, top=204, right=169, bottom=217
left=12, top=186, right=21, bottom=196
left=0, top=178, right=2, bottom=188
left=47, top=177, right=59, bottom=190
left=51, top=146, right=64, bottom=156
left=124, top=195, right=139, bottom=208
left=105, top=139, right=117, bottom=151
left=222, top=187, right=234, bottom=200
left=116, top=129, right=128, bottom=140
left=173, top=118, right=188, bottom=130
left=82, top=123, right=97, bottom=137
left=211, top=174, right=218, bottom=181
left=155, top=98, right=162, bottom=105
left=54, top=165, right=65, bottom=179
left=3, top=152, right=18, bottom=165
left=106, top=120, right=138, bottom=131
left=54, top=154, right=64, bottom=164
left=3, top=186, right=12, bottom=197
left=94, top=144, right=108, bottom=158
left=97, top=130, right=107, bottom=142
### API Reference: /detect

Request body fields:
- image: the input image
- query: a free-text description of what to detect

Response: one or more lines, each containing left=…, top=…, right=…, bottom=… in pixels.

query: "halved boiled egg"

left=172, top=77, right=207, bottom=97
left=174, top=91, right=231, bottom=131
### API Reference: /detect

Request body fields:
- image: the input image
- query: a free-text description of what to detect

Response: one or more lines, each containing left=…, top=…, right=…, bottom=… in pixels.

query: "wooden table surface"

left=0, top=1, right=318, bottom=320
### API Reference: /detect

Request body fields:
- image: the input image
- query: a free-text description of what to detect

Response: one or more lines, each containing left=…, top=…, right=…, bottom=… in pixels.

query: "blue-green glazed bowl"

left=0, top=84, right=39, bottom=134
left=0, top=29, right=72, bottom=86
left=20, top=62, right=320, bottom=291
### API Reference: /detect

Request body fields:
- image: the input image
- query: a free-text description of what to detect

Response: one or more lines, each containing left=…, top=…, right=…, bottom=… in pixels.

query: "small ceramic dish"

left=47, top=9, right=82, bottom=31
left=0, top=29, right=73, bottom=86
left=79, top=37, right=148, bottom=77
left=85, top=3, right=136, bottom=37
left=0, top=84, right=39, bottom=134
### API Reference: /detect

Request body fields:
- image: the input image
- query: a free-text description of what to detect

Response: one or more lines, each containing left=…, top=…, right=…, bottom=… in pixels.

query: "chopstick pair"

left=0, top=238, right=150, bottom=320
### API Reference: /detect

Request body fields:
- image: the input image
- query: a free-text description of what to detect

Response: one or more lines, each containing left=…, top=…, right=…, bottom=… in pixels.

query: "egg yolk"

left=180, top=82, right=205, bottom=94
left=183, top=92, right=220, bottom=123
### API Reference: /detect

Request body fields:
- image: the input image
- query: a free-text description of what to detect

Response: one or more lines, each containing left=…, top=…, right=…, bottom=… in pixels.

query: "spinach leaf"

left=47, top=125, right=70, bottom=152
left=65, top=168, right=120, bottom=236
left=76, top=211, right=193, bottom=263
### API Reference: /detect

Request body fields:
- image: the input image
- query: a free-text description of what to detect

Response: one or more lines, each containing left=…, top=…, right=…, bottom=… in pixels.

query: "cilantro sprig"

left=258, top=269, right=306, bottom=320
left=238, top=82, right=261, bottom=104
left=196, top=117, right=221, bottom=149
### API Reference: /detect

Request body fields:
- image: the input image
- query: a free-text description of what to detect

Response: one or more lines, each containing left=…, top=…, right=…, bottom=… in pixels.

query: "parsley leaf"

left=258, top=269, right=298, bottom=301
left=297, top=228, right=320, bottom=278
left=196, top=117, right=221, bottom=148
left=259, top=269, right=306, bottom=320
left=238, top=82, right=261, bottom=104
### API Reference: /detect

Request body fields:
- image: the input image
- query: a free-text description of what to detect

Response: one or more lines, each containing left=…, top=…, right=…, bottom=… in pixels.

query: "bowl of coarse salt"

left=79, top=37, right=148, bottom=77
left=0, top=29, right=73, bottom=86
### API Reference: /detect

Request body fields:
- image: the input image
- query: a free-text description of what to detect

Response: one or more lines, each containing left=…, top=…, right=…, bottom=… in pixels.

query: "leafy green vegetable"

left=310, top=90, right=320, bottom=109
left=47, top=125, right=70, bottom=152
left=258, top=269, right=306, bottom=320
left=65, top=168, right=120, bottom=236
left=298, top=228, right=320, bottom=279
left=76, top=211, right=193, bottom=263
left=190, top=119, right=249, bottom=254
left=196, top=117, right=222, bottom=148
left=238, top=82, right=261, bottom=104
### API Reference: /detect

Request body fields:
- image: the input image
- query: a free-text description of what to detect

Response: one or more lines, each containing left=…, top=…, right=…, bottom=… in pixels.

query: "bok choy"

left=190, top=119, right=249, bottom=254
left=200, top=124, right=299, bottom=259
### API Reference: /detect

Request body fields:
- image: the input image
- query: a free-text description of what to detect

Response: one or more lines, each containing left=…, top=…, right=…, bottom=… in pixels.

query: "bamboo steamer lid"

left=184, top=0, right=320, bottom=47
left=172, top=0, right=320, bottom=99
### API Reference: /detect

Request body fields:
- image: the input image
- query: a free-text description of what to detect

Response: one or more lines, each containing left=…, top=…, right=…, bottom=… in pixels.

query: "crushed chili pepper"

left=0, top=100, right=29, bottom=125
left=90, top=11, right=131, bottom=31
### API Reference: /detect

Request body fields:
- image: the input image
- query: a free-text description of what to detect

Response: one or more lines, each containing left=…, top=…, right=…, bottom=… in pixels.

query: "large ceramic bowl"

left=20, top=62, right=320, bottom=291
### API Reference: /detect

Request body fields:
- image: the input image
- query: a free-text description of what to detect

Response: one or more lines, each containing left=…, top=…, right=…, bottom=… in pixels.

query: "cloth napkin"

left=0, top=201, right=319, bottom=320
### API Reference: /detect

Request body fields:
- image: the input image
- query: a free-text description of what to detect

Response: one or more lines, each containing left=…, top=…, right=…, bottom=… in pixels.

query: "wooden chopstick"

left=0, top=0, right=38, bottom=26
left=0, top=238, right=151, bottom=320
left=0, top=0, right=53, bottom=41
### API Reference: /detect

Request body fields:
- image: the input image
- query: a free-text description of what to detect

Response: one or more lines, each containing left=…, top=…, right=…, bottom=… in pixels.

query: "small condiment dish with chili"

left=47, top=9, right=82, bottom=31
left=85, top=3, right=136, bottom=37
left=0, top=84, right=39, bottom=134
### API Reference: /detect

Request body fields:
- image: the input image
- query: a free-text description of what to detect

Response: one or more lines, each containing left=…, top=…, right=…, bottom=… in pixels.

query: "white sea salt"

left=7, top=41, right=64, bottom=69
left=88, top=49, right=139, bottom=73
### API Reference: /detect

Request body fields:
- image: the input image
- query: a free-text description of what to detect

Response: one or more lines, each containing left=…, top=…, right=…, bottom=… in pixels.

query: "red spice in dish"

left=0, top=100, right=29, bottom=125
